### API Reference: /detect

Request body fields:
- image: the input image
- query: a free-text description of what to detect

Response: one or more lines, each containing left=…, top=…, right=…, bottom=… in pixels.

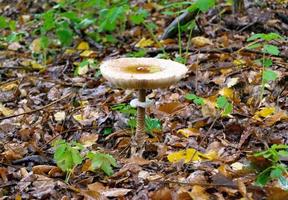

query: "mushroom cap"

left=100, top=58, right=188, bottom=89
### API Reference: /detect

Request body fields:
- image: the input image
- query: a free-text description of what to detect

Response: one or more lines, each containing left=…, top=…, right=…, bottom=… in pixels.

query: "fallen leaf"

left=79, top=133, right=99, bottom=147
left=191, top=36, right=213, bottom=47
left=54, top=111, right=66, bottom=122
left=77, top=41, right=90, bottom=50
left=189, top=185, right=210, bottom=200
left=0, top=103, right=14, bottom=116
left=265, top=111, right=288, bottom=126
left=177, top=128, right=200, bottom=137
left=80, top=50, right=96, bottom=57
left=30, top=38, right=41, bottom=53
left=253, top=107, right=275, bottom=121
left=167, top=148, right=215, bottom=163
left=151, top=187, right=172, bottom=200
left=102, top=188, right=131, bottom=197
left=219, top=87, right=234, bottom=99
left=226, top=77, right=239, bottom=88
left=135, top=37, right=154, bottom=48
left=158, top=101, right=184, bottom=114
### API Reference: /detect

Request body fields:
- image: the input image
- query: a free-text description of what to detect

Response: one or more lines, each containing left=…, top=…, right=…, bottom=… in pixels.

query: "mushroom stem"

left=131, top=89, right=146, bottom=156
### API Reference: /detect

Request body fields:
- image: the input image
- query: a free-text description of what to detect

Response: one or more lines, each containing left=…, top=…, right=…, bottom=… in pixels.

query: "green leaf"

left=247, top=34, right=264, bottom=42
left=270, top=167, right=283, bottom=179
left=216, top=96, right=228, bottom=109
left=103, top=127, right=112, bottom=136
left=87, top=152, right=117, bottom=176
left=278, top=150, right=288, bottom=157
left=263, top=44, right=280, bottom=56
left=223, top=102, right=233, bottom=116
left=195, top=0, right=215, bottom=12
left=9, top=20, right=16, bottom=31
left=40, top=35, right=49, bottom=50
left=56, top=27, right=73, bottom=46
left=256, top=167, right=272, bottom=187
left=53, top=140, right=83, bottom=172
left=263, top=70, right=277, bottom=82
left=130, top=9, right=148, bottom=25
left=263, top=33, right=282, bottom=41
left=145, top=117, right=161, bottom=134
left=246, top=43, right=262, bottom=50
left=42, top=10, right=55, bottom=32
left=0, top=16, right=8, bottom=29
left=185, top=93, right=205, bottom=106
left=262, top=58, right=273, bottom=68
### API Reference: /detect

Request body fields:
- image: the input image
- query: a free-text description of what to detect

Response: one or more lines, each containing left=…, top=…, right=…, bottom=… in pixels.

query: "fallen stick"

left=0, top=92, right=73, bottom=121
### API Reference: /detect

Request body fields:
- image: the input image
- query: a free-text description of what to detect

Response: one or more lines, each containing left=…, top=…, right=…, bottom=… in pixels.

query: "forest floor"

left=0, top=0, right=288, bottom=199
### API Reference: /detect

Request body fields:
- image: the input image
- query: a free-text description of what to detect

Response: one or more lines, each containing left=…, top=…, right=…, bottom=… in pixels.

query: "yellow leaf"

left=254, top=107, right=275, bottom=120
left=0, top=82, right=18, bottom=91
left=64, top=49, right=76, bottom=55
left=135, top=38, right=154, bottom=48
left=167, top=148, right=211, bottom=163
left=73, top=114, right=85, bottom=122
left=29, top=38, right=41, bottom=53
left=219, top=87, right=234, bottom=99
left=191, top=36, right=213, bottom=47
left=80, top=50, right=95, bottom=57
left=0, top=103, right=14, bottom=116
left=233, top=59, right=246, bottom=66
left=31, top=61, right=46, bottom=71
left=204, top=150, right=218, bottom=161
left=77, top=41, right=90, bottom=50
left=177, top=128, right=200, bottom=137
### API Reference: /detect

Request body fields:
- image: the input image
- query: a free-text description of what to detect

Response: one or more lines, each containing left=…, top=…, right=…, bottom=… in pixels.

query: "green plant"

left=185, top=93, right=205, bottom=106
left=246, top=33, right=283, bottom=101
left=216, top=95, right=233, bottom=116
left=254, top=144, right=288, bottom=189
left=164, top=0, right=215, bottom=63
left=53, top=139, right=117, bottom=182
left=111, top=103, right=161, bottom=135
left=53, top=140, right=84, bottom=182
left=87, top=152, right=117, bottom=176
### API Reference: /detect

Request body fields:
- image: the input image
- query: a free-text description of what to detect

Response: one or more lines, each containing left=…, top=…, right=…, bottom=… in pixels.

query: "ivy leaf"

left=87, top=152, right=117, bottom=176
left=263, top=44, right=280, bottom=56
left=263, top=70, right=277, bottom=82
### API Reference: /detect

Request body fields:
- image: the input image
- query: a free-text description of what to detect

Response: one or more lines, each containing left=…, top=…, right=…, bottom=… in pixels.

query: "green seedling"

left=216, top=95, right=233, bottom=116
left=86, top=152, right=117, bottom=176
left=53, top=140, right=84, bottom=182
left=185, top=93, right=205, bottom=106
left=254, top=144, right=288, bottom=189
left=53, top=139, right=117, bottom=181
left=246, top=33, right=283, bottom=102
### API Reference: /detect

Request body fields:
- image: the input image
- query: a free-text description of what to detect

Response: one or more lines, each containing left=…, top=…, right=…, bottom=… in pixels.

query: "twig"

left=145, top=46, right=288, bottom=59
left=0, top=93, right=73, bottom=121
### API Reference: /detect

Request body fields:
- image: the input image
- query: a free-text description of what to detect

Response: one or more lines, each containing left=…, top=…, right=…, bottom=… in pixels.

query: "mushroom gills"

left=122, top=65, right=162, bottom=74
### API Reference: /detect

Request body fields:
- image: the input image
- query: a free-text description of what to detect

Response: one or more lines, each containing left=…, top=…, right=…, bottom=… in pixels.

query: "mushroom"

left=100, top=58, right=187, bottom=156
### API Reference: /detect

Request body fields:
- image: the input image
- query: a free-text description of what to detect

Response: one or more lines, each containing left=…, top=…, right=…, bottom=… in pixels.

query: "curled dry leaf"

left=191, top=36, right=213, bottom=47
left=189, top=185, right=210, bottom=200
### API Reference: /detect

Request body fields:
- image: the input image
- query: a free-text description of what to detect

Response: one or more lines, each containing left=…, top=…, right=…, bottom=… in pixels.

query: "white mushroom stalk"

left=100, top=58, right=188, bottom=156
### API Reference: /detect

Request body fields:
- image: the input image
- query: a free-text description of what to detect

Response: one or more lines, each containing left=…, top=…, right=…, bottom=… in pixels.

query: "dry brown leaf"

left=189, top=185, right=210, bottom=200
left=150, top=187, right=172, bottom=200
left=157, top=102, right=184, bottom=114
left=102, top=188, right=132, bottom=197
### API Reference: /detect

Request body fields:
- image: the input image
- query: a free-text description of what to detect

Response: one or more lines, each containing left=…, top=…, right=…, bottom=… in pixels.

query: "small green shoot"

left=246, top=32, right=282, bottom=102
left=185, top=93, right=205, bottom=106
left=216, top=95, right=233, bottom=116
left=87, top=152, right=117, bottom=176
left=53, top=140, right=84, bottom=182
left=254, top=144, right=288, bottom=188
